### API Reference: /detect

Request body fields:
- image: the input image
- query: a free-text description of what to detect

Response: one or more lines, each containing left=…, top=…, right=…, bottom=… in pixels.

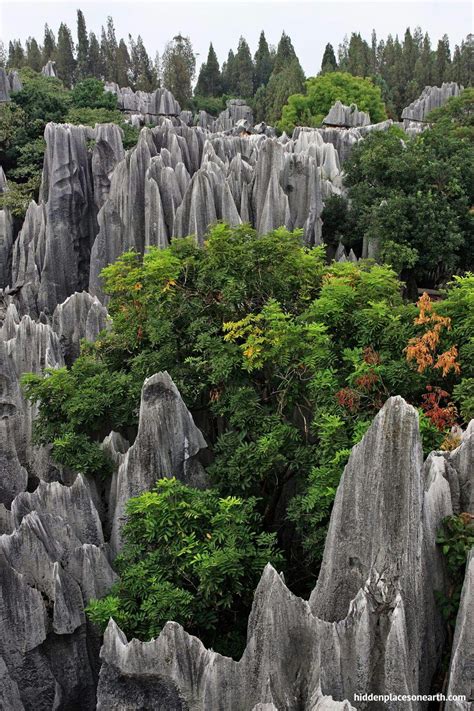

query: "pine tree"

left=401, top=28, right=420, bottom=104
left=0, top=42, right=6, bottom=68
left=347, top=33, right=371, bottom=76
left=273, top=32, right=300, bottom=73
left=26, top=38, right=42, bottom=72
left=42, top=24, right=56, bottom=64
left=195, top=43, right=221, bottom=96
left=129, top=35, right=156, bottom=91
left=254, top=31, right=273, bottom=89
left=265, top=59, right=305, bottom=125
left=116, top=39, right=131, bottom=87
left=337, top=35, right=349, bottom=71
left=101, top=16, right=119, bottom=83
left=162, top=34, right=195, bottom=107
left=8, top=40, right=26, bottom=69
left=154, top=52, right=162, bottom=87
left=434, top=35, right=451, bottom=85
left=370, top=30, right=378, bottom=74
left=88, top=32, right=103, bottom=79
left=56, top=23, right=76, bottom=87
left=76, top=9, right=89, bottom=80
left=233, top=37, right=253, bottom=98
left=320, top=43, right=338, bottom=74
left=414, top=33, right=434, bottom=88
left=459, top=34, right=473, bottom=86
left=221, top=50, right=236, bottom=94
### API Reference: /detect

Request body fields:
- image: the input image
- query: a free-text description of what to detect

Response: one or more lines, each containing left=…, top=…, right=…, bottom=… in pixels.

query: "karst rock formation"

left=0, top=82, right=472, bottom=710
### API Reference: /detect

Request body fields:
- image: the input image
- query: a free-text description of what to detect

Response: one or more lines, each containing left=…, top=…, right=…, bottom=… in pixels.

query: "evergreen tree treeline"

left=2, top=11, right=472, bottom=115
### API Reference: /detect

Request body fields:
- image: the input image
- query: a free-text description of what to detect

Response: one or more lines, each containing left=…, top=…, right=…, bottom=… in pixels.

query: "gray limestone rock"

left=402, top=83, right=463, bottom=125
left=445, top=549, right=474, bottom=710
left=109, top=371, right=207, bottom=554
left=215, top=98, right=254, bottom=133
left=52, top=291, right=110, bottom=363
left=323, top=100, right=370, bottom=128
left=97, top=398, right=459, bottom=710
left=0, top=68, right=22, bottom=102
left=41, top=60, right=57, bottom=78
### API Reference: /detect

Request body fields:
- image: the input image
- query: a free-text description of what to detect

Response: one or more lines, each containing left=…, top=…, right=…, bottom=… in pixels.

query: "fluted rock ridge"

left=402, top=82, right=463, bottom=126
left=109, top=371, right=208, bottom=554
left=323, top=100, right=371, bottom=127
left=97, top=397, right=466, bottom=710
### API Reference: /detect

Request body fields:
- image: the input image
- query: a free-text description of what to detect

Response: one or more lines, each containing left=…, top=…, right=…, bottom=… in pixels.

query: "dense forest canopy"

left=3, top=10, right=472, bottom=116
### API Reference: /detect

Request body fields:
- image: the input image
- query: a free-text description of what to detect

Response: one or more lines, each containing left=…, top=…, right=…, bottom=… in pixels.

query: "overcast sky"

left=1, top=0, right=471, bottom=76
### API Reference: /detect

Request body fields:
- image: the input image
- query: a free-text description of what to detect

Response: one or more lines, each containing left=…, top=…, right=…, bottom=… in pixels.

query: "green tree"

left=42, top=24, right=56, bottom=64
left=273, top=31, right=301, bottom=73
left=8, top=40, right=25, bottom=69
left=346, top=33, right=371, bottom=76
left=254, top=31, right=273, bottom=89
left=116, top=39, right=131, bottom=88
left=194, top=43, right=221, bottom=97
left=434, top=34, right=451, bottom=85
left=233, top=36, right=254, bottom=98
left=86, top=478, right=282, bottom=655
left=101, top=16, right=118, bottom=83
left=342, top=91, right=474, bottom=285
left=162, top=34, right=195, bottom=107
left=87, top=32, right=103, bottom=79
left=265, top=60, right=305, bottom=126
left=279, top=71, right=386, bottom=133
left=56, top=23, right=76, bottom=87
left=70, top=78, right=117, bottom=109
left=320, top=43, right=338, bottom=74
left=129, top=35, right=155, bottom=91
left=221, top=49, right=236, bottom=94
left=26, top=38, right=42, bottom=72
left=76, top=9, right=89, bottom=80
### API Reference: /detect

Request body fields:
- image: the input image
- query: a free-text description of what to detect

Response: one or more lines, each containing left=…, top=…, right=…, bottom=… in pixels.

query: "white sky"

left=0, top=0, right=471, bottom=76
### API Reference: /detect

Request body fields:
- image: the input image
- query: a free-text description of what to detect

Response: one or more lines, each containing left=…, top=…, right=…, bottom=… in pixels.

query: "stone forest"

left=0, top=8, right=472, bottom=710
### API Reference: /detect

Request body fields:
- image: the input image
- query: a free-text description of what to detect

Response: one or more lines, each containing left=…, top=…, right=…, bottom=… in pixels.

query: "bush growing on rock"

left=86, top=477, right=282, bottom=655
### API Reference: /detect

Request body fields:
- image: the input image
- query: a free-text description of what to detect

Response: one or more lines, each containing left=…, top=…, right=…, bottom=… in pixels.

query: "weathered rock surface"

left=105, top=82, right=181, bottom=118
left=97, top=398, right=463, bottom=710
left=402, top=82, right=463, bottom=125
left=109, top=371, right=208, bottom=554
left=41, top=60, right=57, bottom=78
left=10, top=122, right=123, bottom=315
left=0, top=67, right=22, bottom=102
left=52, top=291, right=109, bottom=363
left=323, top=100, right=370, bottom=127
left=0, top=169, right=14, bottom=289
left=0, top=488, right=116, bottom=710
left=446, top=548, right=474, bottom=710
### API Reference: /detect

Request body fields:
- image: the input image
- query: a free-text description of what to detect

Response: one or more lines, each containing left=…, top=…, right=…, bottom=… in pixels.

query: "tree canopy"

left=279, top=71, right=387, bottom=133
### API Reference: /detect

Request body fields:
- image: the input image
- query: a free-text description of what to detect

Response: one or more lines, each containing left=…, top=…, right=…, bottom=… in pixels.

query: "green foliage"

left=279, top=71, right=387, bottom=133
left=341, top=93, right=474, bottom=285
left=21, top=357, right=137, bottom=477
left=70, top=78, right=117, bottom=109
left=436, top=514, right=474, bottom=627
left=24, top=225, right=473, bottom=595
left=86, top=478, right=282, bottom=655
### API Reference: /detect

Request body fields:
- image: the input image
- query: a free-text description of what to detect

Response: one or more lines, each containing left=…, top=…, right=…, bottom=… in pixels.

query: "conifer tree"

left=129, top=35, right=155, bottom=91
left=76, top=9, right=89, bottom=80
left=88, top=32, right=103, bottom=79
left=116, top=39, right=131, bottom=87
left=221, top=49, right=236, bottom=94
left=273, top=32, right=300, bottom=73
left=254, top=31, right=273, bottom=89
left=56, top=23, right=76, bottom=86
left=26, top=38, right=42, bottom=72
left=195, top=43, right=221, bottom=96
left=414, top=33, right=434, bottom=88
left=42, top=24, right=56, bottom=64
left=233, top=37, right=254, bottom=98
left=434, top=34, right=451, bottom=84
left=320, top=43, right=338, bottom=74
left=162, top=34, right=195, bottom=106
left=8, top=40, right=25, bottom=69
